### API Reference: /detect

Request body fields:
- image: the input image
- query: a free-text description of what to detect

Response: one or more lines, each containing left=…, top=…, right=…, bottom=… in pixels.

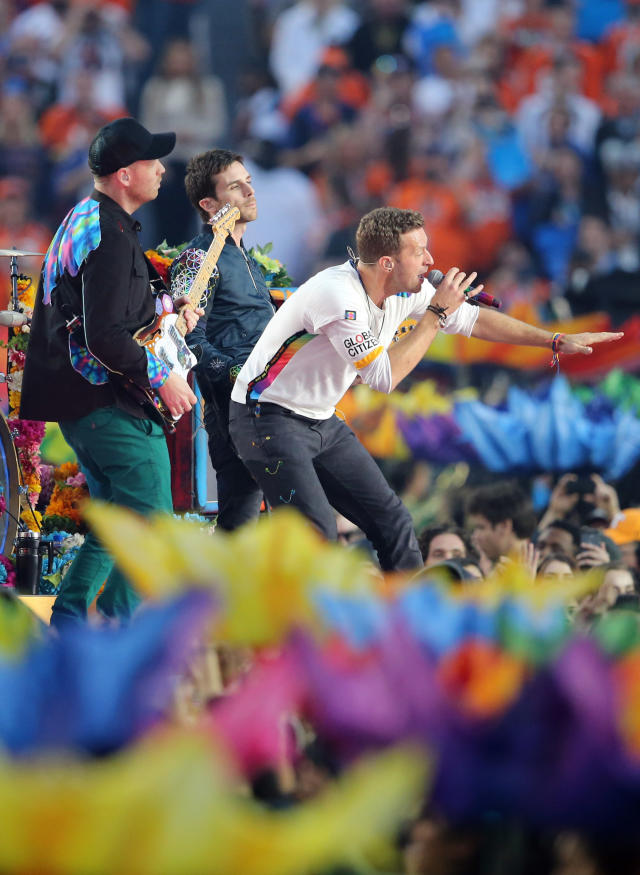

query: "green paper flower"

left=248, top=243, right=293, bottom=289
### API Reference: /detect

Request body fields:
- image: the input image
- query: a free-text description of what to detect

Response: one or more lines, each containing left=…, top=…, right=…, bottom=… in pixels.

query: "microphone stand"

left=9, top=254, right=19, bottom=313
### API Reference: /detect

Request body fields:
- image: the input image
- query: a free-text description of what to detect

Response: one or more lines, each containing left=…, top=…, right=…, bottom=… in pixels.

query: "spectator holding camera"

left=576, top=526, right=615, bottom=571
left=535, top=517, right=615, bottom=571
left=537, top=471, right=621, bottom=530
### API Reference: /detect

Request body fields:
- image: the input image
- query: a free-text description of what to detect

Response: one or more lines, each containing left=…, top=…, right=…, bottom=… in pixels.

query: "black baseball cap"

left=88, top=117, right=176, bottom=176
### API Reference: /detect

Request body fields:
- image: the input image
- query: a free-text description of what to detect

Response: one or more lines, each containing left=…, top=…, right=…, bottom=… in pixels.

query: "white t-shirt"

left=231, top=261, right=479, bottom=419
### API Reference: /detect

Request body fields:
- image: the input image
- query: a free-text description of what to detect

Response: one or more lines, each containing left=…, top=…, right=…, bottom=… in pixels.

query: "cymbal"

left=0, top=248, right=44, bottom=257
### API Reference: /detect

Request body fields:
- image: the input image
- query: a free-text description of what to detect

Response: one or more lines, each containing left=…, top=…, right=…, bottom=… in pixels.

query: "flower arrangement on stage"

left=147, top=239, right=292, bottom=287
left=0, top=554, right=16, bottom=588
left=3, top=277, right=46, bottom=531
left=42, top=462, right=88, bottom=535
left=145, top=240, right=187, bottom=285
left=39, top=531, right=84, bottom=595
left=247, top=243, right=293, bottom=289
left=0, top=276, right=90, bottom=590
left=11, top=419, right=46, bottom=530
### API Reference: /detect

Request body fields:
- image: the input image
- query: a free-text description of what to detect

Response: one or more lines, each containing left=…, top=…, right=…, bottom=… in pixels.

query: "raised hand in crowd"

left=591, top=473, right=621, bottom=525
left=575, top=538, right=611, bottom=570
left=537, top=473, right=582, bottom=529
left=494, top=540, right=539, bottom=580
left=520, top=540, right=540, bottom=580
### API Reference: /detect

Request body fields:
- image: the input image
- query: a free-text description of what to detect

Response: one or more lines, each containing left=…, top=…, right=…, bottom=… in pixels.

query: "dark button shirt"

left=21, top=189, right=159, bottom=422
left=170, top=229, right=274, bottom=406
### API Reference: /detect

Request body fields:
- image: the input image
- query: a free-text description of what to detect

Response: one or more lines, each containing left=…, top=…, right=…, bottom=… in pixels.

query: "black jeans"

left=228, top=401, right=422, bottom=571
left=204, top=394, right=263, bottom=531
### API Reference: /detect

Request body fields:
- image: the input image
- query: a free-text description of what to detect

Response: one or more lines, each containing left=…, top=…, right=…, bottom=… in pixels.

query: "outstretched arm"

left=470, top=307, right=623, bottom=354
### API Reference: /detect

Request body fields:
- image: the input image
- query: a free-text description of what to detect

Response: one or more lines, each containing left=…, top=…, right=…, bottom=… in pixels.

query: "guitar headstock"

left=208, top=203, right=241, bottom=235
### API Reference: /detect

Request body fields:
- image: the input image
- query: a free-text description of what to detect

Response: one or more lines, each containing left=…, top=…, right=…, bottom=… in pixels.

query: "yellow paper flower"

left=20, top=506, right=42, bottom=532
left=45, top=485, right=87, bottom=527
left=17, top=277, right=36, bottom=311
left=0, top=730, right=428, bottom=875
left=84, top=504, right=387, bottom=646
left=8, top=390, right=21, bottom=415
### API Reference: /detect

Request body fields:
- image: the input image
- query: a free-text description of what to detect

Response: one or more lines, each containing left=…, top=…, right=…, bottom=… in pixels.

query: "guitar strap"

left=143, top=254, right=169, bottom=297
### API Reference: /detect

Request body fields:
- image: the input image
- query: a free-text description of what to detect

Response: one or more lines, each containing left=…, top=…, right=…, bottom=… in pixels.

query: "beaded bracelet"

left=550, top=332, right=565, bottom=372
left=426, top=303, right=448, bottom=327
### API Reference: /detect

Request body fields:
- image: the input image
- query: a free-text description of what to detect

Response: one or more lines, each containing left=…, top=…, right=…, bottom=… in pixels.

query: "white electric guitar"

left=130, top=203, right=240, bottom=430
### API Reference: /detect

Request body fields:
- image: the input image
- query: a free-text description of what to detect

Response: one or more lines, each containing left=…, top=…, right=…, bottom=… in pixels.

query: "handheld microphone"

left=426, top=269, right=502, bottom=309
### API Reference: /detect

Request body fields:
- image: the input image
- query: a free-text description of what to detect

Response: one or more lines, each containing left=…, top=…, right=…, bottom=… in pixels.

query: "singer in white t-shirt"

left=229, top=207, right=623, bottom=571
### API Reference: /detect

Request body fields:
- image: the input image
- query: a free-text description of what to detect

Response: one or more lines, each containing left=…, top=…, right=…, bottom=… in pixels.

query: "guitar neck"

left=175, top=231, right=228, bottom=336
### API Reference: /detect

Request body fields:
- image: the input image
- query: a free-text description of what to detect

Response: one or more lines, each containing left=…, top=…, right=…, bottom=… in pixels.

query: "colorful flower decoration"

left=339, top=373, right=640, bottom=479
left=0, top=590, right=214, bottom=755
left=41, top=462, right=89, bottom=534
left=206, top=624, right=640, bottom=832
left=84, top=503, right=381, bottom=646
left=247, top=243, right=293, bottom=289
left=0, top=278, right=45, bottom=531
left=144, top=239, right=187, bottom=285
left=0, top=730, right=426, bottom=875
left=0, top=555, right=15, bottom=590
left=146, top=239, right=294, bottom=305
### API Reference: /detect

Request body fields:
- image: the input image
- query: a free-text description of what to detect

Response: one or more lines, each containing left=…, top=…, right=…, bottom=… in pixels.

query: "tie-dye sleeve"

left=146, top=349, right=170, bottom=389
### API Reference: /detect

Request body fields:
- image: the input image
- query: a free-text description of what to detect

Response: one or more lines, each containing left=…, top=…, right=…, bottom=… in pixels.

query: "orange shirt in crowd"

left=456, top=180, right=512, bottom=274
left=601, top=18, right=640, bottom=74
left=388, top=178, right=471, bottom=271
left=38, top=103, right=125, bottom=153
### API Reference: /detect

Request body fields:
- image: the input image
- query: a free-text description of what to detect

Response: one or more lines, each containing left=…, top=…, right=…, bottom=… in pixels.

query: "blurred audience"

left=536, top=550, right=577, bottom=579
left=417, top=522, right=472, bottom=567
left=0, top=176, right=52, bottom=301
left=139, top=37, right=228, bottom=245
left=466, top=480, right=537, bottom=572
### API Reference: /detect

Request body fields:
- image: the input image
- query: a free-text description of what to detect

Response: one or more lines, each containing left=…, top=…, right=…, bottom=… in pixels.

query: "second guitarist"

left=170, top=149, right=275, bottom=531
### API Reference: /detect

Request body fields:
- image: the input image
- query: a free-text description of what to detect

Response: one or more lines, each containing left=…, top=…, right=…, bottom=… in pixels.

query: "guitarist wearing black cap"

left=21, top=117, right=201, bottom=629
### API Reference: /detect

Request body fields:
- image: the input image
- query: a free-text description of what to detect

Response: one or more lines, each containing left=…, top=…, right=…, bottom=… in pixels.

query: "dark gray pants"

left=229, top=401, right=422, bottom=571
left=204, top=396, right=263, bottom=532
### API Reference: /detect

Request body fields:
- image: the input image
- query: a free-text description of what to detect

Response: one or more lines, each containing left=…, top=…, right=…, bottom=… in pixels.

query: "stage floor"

left=17, top=595, right=54, bottom=624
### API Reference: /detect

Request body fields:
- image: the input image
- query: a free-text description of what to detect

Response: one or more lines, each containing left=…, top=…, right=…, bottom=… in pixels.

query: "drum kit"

left=0, top=247, right=44, bottom=556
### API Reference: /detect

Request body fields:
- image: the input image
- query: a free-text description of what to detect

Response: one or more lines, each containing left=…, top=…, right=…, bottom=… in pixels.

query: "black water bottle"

left=15, top=530, right=42, bottom=595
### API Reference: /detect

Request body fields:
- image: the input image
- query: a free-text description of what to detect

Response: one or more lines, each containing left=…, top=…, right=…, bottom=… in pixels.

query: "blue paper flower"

left=0, top=590, right=215, bottom=755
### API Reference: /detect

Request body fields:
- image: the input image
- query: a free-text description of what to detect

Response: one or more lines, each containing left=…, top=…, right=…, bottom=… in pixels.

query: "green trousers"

left=51, top=406, right=173, bottom=628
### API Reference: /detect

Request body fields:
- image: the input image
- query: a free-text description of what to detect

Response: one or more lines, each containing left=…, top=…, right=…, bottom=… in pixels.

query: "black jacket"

left=170, top=228, right=274, bottom=409
left=21, top=190, right=160, bottom=422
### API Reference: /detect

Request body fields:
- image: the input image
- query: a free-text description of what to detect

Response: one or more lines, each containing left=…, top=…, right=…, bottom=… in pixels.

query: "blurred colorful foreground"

left=341, top=371, right=640, bottom=479
left=2, top=508, right=640, bottom=872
